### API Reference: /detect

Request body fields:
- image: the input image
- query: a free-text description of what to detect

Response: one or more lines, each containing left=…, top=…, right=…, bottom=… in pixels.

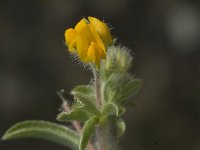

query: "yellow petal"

left=68, top=40, right=77, bottom=52
left=87, top=42, right=97, bottom=66
left=64, top=17, right=111, bottom=67
left=76, top=35, right=89, bottom=62
left=88, top=24, right=106, bottom=53
left=101, top=47, right=106, bottom=59
left=78, top=24, right=94, bottom=45
left=65, top=28, right=76, bottom=46
left=87, top=42, right=103, bottom=67
left=75, top=18, right=87, bottom=31
left=88, top=16, right=113, bottom=46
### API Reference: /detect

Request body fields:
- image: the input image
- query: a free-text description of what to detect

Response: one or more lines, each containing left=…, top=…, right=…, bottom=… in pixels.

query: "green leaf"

left=71, top=85, right=100, bottom=117
left=71, top=85, right=94, bottom=96
left=118, top=106, right=126, bottom=116
left=102, top=71, right=142, bottom=105
left=57, top=109, right=92, bottom=122
left=80, top=117, right=99, bottom=150
left=102, top=102, right=119, bottom=116
left=102, top=77, right=117, bottom=102
left=71, top=99, right=84, bottom=110
left=2, top=120, right=80, bottom=150
left=103, top=73, right=130, bottom=102
left=116, top=119, right=126, bottom=139
left=57, top=96, right=101, bottom=123
left=71, top=85, right=95, bottom=105
left=118, top=79, right=143, bottom=103
left=74, top=96, right=100, bottom=116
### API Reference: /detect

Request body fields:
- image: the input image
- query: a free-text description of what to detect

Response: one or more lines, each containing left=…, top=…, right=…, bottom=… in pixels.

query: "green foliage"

left=71, top=85, right=96, bottom=105
left=116, top=119, right=126, bottom=140
left=118, top=78, right=143, bottom=104
left=100, top=45, right=142, bottom=105
left=102, top=73, right=142, bottom=104
left=56, top=45, right=142, bottom=149
left=71, top=85, right=100, bottom=117
left=2, top=45, right=142, bottom=150
left=57, top=109, right=91, bottom=122
left=101, top=45, right=133, bottom=77
left=57, top=94, right=101, bottom=122
left=74, top=96, right=100, bottom=116
left=2, top=120, right=80, bottom=150
left=102, top=102, right=119, bottom=116
left=80, top=117, right=99, bottom=150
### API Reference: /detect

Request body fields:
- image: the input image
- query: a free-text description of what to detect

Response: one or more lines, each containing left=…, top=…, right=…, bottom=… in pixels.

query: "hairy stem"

left=62, top=100, right=82, bottom=134
left=92, top=67, right=106, bottom=150
left=87, top=142, right=95, bottom=150
left=91, top=64, right=101, bottom=108
left=96, top=122, right=119, bottom=150
left=57, top=90, right=95, bottom=150
left=56, top=90, right=82, bottom=134
left=95, top=72, right=101, bottom=108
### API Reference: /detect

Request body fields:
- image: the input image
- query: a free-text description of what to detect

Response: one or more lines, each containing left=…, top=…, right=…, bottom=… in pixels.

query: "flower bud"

left=103, top=45, right=133, bottom=73
left=64, top=17, right=113, bottom=67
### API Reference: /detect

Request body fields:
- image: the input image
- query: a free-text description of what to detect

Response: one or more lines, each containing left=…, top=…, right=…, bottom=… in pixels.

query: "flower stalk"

left=94, top=71, right=101, bottom=109
left=2, top=17, right=143, bottom=150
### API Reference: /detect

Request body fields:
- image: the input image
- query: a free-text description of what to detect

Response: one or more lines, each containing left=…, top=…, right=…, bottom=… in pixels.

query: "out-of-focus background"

left=1, top=0, right=200, bottom=150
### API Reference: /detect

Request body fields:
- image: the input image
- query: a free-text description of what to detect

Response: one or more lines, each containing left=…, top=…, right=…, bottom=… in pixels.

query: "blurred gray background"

left=1, top=0, right=200, bottom=150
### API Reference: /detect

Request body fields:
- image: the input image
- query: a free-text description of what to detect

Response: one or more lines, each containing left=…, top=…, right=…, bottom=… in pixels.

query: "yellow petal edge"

left=64, top=17, right=113, bottom=67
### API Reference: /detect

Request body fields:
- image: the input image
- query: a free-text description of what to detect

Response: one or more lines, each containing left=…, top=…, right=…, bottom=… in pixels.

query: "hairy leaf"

left=57, top=109, right=92, bottom=122
left=116, top=119, right=126, bottom=139
left=74, top=96, right=100, bottom=116
left=103, top=73, right=130, bottom=102
left=71, top=85, right=95, bottom=105
left=80, top=117, right=99, bottom=150
left=2, top=120, right=80, bottom=150
left=102, top=102, right=119, bottom=116
left=118, top=79, right=143, bottom=103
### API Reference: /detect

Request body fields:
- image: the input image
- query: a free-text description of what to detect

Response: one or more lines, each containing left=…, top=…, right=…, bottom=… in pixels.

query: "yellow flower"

left=65, top=17, right=113, bottom=67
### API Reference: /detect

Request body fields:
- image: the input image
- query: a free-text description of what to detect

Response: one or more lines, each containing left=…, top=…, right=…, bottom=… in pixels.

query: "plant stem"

left=92, top=67, right=105, bottom=150
left=56, top=90, right=82, bottom=134
left=95, top=71, right=101, bottom=108
left=96, top=125, right=105, bottom=150
left=96, top=122, right=119, bottom=150
left=91, top=64, right=101, bottom=108
left=87, top=142, right=95, bottom=150
left=57, top=90, right=95, bottom=150
left=62, top=100, right=82, bottom=134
